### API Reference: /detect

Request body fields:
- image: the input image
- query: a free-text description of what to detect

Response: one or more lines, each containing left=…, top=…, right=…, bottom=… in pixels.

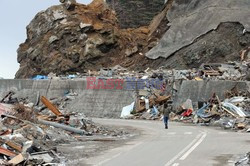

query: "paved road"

left=85, top=119, right=250, bottom=166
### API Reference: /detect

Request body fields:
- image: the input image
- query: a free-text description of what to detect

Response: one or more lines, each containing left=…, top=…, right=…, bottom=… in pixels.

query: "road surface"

left=84, top=119, right=250, bottom=166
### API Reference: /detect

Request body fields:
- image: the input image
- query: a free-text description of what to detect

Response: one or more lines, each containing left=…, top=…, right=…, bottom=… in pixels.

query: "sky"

left=0, top=0, right=92, bottom=78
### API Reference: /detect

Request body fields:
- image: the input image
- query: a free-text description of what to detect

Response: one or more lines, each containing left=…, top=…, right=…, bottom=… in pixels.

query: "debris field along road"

left=86, top=119, right=250, bottom=166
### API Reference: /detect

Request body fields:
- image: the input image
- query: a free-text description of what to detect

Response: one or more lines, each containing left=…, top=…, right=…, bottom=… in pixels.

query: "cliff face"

left=16, top=0, right=148, bottom=78
left=16, top=0, right=250, bottom=78
left=106, top=0, right=165, bottom=28
left=146, top=0, right=250, bottom=68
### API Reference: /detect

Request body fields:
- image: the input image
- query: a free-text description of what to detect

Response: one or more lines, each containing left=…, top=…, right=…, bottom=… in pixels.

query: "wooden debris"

left=0, top=138, right=22, bottom=152
left=0, top=147, right=17, bottom=157
left=41, top=96, right=62, bottom=116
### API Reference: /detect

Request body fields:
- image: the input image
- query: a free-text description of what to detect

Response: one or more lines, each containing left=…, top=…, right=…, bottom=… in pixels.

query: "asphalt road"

left=85, top=119, right=250, bottom=166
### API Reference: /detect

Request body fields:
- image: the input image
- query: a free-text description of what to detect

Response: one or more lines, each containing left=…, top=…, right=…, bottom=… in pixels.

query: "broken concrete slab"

left=146, top=0, right=250, bottom=59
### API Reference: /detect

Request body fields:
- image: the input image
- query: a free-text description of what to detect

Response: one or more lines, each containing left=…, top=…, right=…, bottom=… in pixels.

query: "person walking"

left=163, top=103, right=171, bottom=129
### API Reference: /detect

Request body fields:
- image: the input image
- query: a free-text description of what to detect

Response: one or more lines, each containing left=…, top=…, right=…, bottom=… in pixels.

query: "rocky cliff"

left=106, top=0, right=165, bottom=28
left=16, top=0, right=250, bottom=78
left=146, top=0, right=250, bottom=68
left=16, top=0, right=149, bottom=78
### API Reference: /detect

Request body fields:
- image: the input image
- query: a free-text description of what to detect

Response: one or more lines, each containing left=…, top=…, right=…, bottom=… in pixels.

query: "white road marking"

left=167, top=132, right=176, bottom=135
left=96, top=141, right=144, bottom=165
left=96, top=152, right=122, bottom=166
left=164, top=133, right=202, bottom=166
left=179, top=132, right=207, bottom=160
left=172, top=163, right=179, bottom=166
left=184, top=132, right=192, bottom=135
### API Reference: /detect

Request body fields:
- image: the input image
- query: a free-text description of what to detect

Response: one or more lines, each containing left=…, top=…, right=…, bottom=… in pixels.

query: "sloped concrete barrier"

left=0, top=79, right=249, bottom=117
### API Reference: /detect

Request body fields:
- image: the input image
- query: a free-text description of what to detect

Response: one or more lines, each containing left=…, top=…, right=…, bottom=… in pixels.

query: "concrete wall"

left=0, top=79, right=87, bottom=102
left=0, top=79, right=135, bottom=118
left=172, top=80, right=250, bottom=109
left=67, top=90, right=134, bottom=118
left=0, top=79, right=249, bottom=117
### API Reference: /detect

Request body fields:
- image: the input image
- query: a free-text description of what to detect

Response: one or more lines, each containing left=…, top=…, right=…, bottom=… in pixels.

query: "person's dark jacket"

left=163, top=104, right=171, bottom=117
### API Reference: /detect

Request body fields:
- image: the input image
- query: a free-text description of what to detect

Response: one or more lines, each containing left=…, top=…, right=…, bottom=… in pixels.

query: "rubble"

left=16, top=59, right=250, bottom=124
left=0, top=91, right=132, bottom=165
left=235, top=152, right=250, bottom=166
left=120, top=75, right=171, bottom=120
left=24, top=60, right=250, bottom=83
left=170, top=88, right=250, bottom=132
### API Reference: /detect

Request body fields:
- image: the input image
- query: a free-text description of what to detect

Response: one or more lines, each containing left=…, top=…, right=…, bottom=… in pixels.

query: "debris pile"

left=0, top=91, right=130, bottom=165
left=171, top=88, right=250, bottom=132
left=198, top=62, right=250, bottom=81
left=143, top=62, right=250, bottom=82
left=133, top=61, right=250, bottom=82
left=132, top=94, right=171, bottom=120
left=29, top=60, right=250, bottom=83
left=120, top=79, right=171, bottom=120
left=235, top=152, right=250, bottom=166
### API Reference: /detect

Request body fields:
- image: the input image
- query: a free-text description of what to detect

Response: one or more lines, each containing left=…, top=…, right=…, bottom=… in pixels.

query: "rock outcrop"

left=16, top=0, right=250, bottom=78
left=146, top=0, right=250, bottom=66
left=106, top=0, right=165, bottom=28
left=16, top=0, right=148, bottom=78
left=148, top=22, right=250, bottom=69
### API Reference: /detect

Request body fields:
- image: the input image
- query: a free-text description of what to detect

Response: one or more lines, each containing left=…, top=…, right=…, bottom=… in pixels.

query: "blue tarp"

left=67, top=75, right=76, bottom=79
left=32, top=75, right=49, bottom=80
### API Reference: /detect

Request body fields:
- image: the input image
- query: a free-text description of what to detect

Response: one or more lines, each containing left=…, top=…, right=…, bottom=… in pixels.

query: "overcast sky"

left=0, top=0, right=92, bottom=78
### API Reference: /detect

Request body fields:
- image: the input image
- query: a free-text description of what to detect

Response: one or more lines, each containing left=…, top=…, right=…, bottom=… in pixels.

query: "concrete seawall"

left=173, top=80, right=250, bottom=109
left=0, top=79, right=249, bottom=117
left=0, top=79, right=135, bottom=118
